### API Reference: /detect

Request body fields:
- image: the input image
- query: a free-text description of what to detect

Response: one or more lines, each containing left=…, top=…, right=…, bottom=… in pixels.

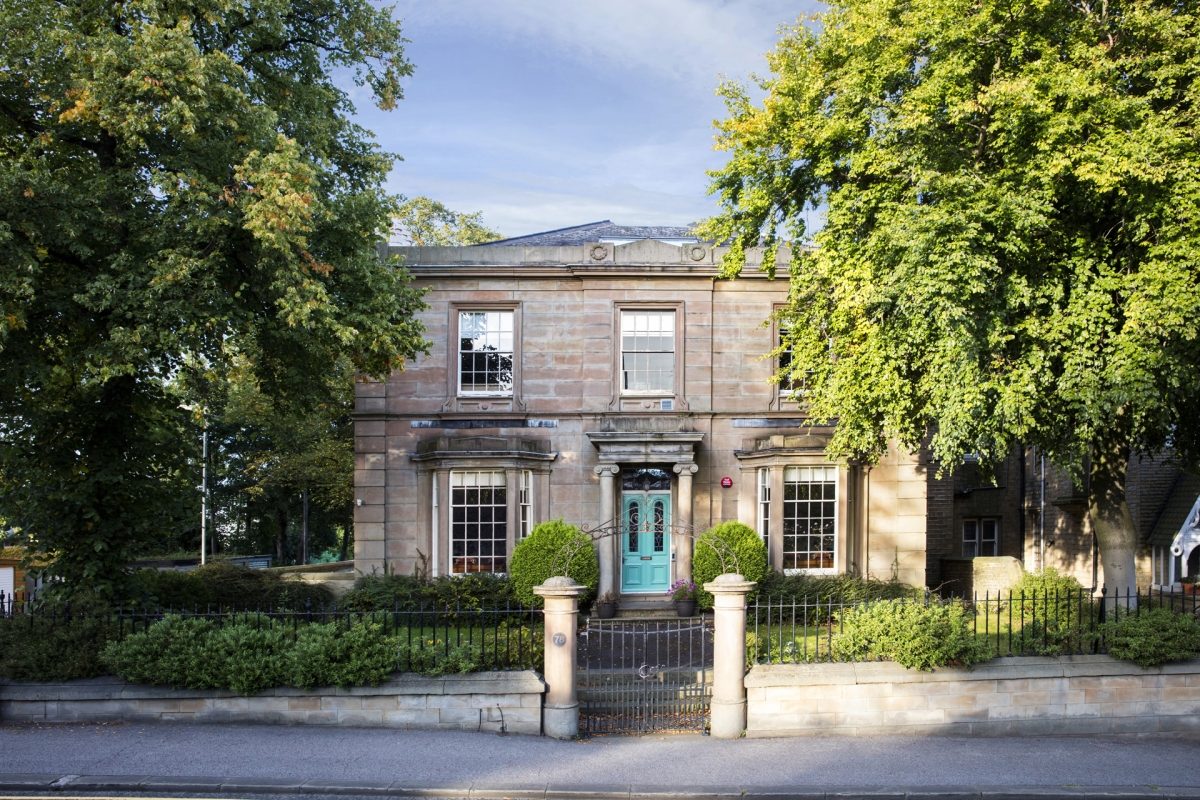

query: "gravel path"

left=2, top=723, right=1199, bottom=788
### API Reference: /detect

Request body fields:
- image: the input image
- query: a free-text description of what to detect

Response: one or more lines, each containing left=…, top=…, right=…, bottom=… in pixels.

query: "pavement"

left=1, top=722, right=1200, bottom=799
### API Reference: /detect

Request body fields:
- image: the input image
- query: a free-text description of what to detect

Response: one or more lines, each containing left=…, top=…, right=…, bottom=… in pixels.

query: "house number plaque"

left=552, top=632, right=567, bottom=647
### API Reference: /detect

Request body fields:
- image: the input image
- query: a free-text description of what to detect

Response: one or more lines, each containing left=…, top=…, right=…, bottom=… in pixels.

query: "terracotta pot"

left=675, top=600, right=697, bottom=617
left=597, top=602, right=617, bottom=619
left=1183, top=583, right=1198, bottom=595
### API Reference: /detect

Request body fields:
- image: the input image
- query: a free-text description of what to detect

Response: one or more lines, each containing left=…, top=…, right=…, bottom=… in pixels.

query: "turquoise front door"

left=621, top=491, right=671, bottom=593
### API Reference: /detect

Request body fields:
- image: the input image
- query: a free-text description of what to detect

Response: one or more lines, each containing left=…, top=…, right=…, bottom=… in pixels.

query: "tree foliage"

left=703, top=0, right=1200, bottom=589
left=0, top=0, right=429, bottom=596
left=392, top=196, right=503, bottom=246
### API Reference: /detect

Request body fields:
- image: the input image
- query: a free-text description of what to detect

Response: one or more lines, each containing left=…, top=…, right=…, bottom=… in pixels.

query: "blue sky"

left=349, top=1, right=822, bottom=239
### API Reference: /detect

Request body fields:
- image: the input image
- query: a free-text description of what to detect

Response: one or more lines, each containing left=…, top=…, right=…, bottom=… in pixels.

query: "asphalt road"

left=2, top=723, right=1199, bottom=788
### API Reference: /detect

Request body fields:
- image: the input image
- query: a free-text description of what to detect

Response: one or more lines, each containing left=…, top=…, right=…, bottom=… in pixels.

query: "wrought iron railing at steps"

left=748, top=586, right=1200, bottom=666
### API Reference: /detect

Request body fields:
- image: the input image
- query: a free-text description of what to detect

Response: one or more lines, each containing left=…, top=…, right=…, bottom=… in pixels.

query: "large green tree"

left=393, top=196, right=503, bottom=246
left=0, top=0, right=428, bottom=597
left=704, top=0, right=1200, bottom=592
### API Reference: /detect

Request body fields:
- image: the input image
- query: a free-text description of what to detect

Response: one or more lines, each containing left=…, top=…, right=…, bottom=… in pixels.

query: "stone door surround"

left=586, top=426, right=704, bottom=598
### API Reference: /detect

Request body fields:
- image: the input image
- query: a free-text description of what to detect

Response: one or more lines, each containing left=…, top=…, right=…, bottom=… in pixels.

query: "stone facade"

left=0, top=672, right=545, bottom=734
left=355, top=233, right=928, bottom=593
left=745, top=655, right=1200, bottom=737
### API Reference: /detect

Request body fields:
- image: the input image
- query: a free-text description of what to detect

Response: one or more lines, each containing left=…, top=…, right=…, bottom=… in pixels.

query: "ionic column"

left=594, top=464, right=620, bottom=599
left=704, top=573, right=755, bottom=739
left=534, top=576, right=588, bottom=739
left=673, top=462, right=698, bottom=583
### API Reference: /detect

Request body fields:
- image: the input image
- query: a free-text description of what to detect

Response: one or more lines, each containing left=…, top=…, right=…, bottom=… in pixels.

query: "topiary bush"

left=1102, top=607, right=1200, bottom=668
left=831, top=600, right=993, bottom=671
left=692, top=521, right=768, bottom=610
left=508, top=519, right=599, bottom=608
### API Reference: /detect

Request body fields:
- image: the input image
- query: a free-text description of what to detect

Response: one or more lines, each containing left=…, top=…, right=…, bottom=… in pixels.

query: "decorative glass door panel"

left=621, top=471, right=671, bottom=593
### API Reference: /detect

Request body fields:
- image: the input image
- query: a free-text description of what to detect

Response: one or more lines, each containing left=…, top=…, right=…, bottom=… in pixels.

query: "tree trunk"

left=275, top=509, right=288, bottom=566
left=1089, top=422, right=1138, bottom=607
left=339, top=524, right=350, bottom=563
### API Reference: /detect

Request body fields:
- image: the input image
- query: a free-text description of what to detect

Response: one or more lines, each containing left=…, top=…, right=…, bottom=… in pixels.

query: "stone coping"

left=0, top=670, right=545, bottom=702
left=4, top=775, right=1200, bottom=800
left=745, top=655, right=1200, bottom=688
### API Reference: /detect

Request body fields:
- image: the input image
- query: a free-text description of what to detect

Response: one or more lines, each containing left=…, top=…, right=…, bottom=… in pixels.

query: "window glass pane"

left=459, top=311, right=514, bottom=395
left=782, top=468, right=837, bottom=570
left=963, top=520, right=978, bottom=558
left=620, top=311, right=675, bottom=394
left=451, top=471, right=507, bottom=573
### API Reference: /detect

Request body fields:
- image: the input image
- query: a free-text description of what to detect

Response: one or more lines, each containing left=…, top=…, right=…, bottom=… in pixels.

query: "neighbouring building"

left=353, top=221, right=1200, bottom=597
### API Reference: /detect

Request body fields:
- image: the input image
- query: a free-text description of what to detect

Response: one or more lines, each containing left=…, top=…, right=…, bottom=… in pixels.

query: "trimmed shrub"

left=1102, top=607, right=1200, bottom=668
left=202, top=622, right=291, bottom=695
left=290, top=621, right=398, bottom=688
left=692, top=522, right=768, bottom=610
left=756, top=571, right=913, bottom=604
left=101, top=615, right=215, bottom=688
left=509, top=519, right=599, bottom=608
left=831, top=600, right=992, bottom=671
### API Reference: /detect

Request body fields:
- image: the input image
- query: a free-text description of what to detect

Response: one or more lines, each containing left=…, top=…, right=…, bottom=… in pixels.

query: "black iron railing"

left=0, top=593, right=544, bottom=672
left=748, top=586, right=1200, bottom=666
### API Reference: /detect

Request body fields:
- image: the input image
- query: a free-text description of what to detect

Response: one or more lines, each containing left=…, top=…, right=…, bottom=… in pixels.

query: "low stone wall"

left=746, top=655, right=1200, bottom=737
left=0, top=671, right=545, bottom=734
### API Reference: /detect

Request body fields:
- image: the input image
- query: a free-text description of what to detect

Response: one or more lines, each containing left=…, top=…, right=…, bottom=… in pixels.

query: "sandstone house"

left=353, top=222, right=1200, bottom=597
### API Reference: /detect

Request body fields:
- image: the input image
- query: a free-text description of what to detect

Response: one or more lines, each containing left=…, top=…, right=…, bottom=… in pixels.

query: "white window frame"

left=782, top=465, right=838, bottom=574
left=457, top=310, right=514, bottom=397
left=757, top=467, right=771, bottom=558
left=620, top=310, right=676, bottom=396
left=963, top=518, right=998, bottom=558
left=519, top=469, right=533, bottom=539
left=449, top=470, right=508, bottom=574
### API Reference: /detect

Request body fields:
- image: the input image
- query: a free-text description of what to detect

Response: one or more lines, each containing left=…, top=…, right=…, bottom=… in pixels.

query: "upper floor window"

left=778, top=327, right=811, bottom=398
left=621, top=311, right=674, bottom=394
left=963, top=518, right=998, bottom=558
left=459, top=311, right=513, bottom=396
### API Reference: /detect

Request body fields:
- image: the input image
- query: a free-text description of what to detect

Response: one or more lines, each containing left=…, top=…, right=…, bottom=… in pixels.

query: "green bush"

left=756, top=571, right=913, bottom=604
left=1010, top=568, right=1094, bottom=656
left=133, top=562, right=334, bottom=610
left=509, top=519, right=599, bottom=608
left=103, top=616, right=402, bottom=692
left=291, top=622, right=399, bottom=688
left=340, top=572, right=515, bottom=612
left=693, top=522, right=768, bottom=610
left=0, top=593, right=117, bottom=681
left=831, top=600, right=993, bottom=671
left=400, top=641, right=483, bottom=676
left=202, top=622, right=291, bottom=695
left=1102, top=607, right=1200, bottom=668
left=101, top=615, right=215, bottom=688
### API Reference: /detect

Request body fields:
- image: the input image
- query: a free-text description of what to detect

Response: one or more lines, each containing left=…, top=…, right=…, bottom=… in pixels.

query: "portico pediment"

left=586, top=430, right=704, bottom=465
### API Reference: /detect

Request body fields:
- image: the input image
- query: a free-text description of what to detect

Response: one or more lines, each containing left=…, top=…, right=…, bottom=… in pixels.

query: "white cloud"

left=396, top=0, right=812, bottom=89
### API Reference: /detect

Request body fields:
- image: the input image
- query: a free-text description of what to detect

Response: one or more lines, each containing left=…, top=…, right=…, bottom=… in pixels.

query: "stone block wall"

left=0, top=671, right=545, bottom=735
left=745, top=655, right=1200, bottom=737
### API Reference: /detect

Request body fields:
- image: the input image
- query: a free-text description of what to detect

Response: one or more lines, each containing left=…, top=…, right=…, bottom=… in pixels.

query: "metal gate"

left=577, top=618, right=713, bottom=734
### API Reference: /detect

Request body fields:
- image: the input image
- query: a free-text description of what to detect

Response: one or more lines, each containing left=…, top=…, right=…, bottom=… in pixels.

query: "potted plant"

left=669, top=580, right=698, bottom=617
left=1182, top=576, right=1197, bottom=595
left=597, top=590, right=618, bottom=619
